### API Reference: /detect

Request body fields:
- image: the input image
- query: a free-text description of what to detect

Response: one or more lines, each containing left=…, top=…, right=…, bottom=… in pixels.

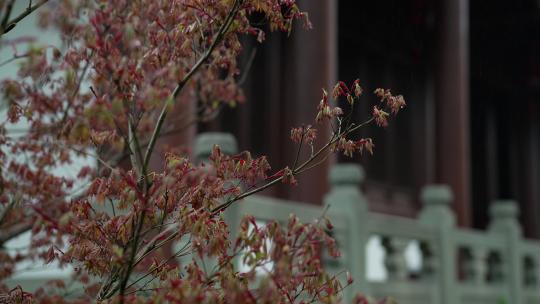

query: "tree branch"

left=105, top=3, right=244, bottom=301
left=210, top=117, right=376, bottom=215
left=0, top=221, right=32, bottom=245
left=0, top=0, right=49, bottom=36
left=142, top=0, right=242, bottom=174
left=0, top=0, right=16, bottom=31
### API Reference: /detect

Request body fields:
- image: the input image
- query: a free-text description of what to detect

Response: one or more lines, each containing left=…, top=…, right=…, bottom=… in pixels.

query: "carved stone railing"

left=199, top=132, right=540, bottom=304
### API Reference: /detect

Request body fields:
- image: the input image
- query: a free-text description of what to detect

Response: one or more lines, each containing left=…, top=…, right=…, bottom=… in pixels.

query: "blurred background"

left=2, top=0, right=540, bottom=288
left=201, top=0, right=540, bottom=239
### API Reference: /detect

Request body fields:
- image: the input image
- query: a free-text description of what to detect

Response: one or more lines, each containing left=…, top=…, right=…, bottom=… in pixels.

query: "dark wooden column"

left=484, top=106, right=499, bottom=203
left=520, top=101, right=540, bottom=238
left=435, top=0, right=471, bottom=226
left=278, top=0, right=338, bottom=205
left=203, top=2, right=338, bottom=205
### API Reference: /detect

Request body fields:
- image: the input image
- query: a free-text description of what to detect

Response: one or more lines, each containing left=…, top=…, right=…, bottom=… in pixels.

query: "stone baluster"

left=486, top=251, right=504, bottom=284
left=420, top=241, right=438, bottom=280
left=488, top=200, right=522, bottom=304
left=323, top=163, right=368, bottom=303
left=194, top=132, right=238, bottom=164
left=460, top=248, right=474, bottom=282
left=523, top=256, right=538, bottom=287
left=470, top=247, right=488, bottom=285
left=419, top=184, right=455, bottom=304
left=382, top=237, right=410, bottom=281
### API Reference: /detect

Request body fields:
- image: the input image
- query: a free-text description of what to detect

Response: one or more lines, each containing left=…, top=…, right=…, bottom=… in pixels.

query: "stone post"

left=194, top=132, right=238, bottom=164
left=488, top=200, right=522, bottom=304
left=419, top=185, right=456, bottom=304
left=323, top=163, right=369, bottom=302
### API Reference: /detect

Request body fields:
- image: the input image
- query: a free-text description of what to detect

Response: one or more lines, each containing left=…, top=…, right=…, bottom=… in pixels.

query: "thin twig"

left=128, top=119, right=144, bottom=180
left=238, top=47, right=257, bottom=85
left=108, top=198, right=116, bottom=217
left=126, top=235, right=192, bottom=292
left=296, top=152, right=331, bottom=175
left=0, top=53, right=27, bottom=68
left=118, top=194, right=147, bottom=302
left=59, top=51, right=94, bottom=127
left=66, top=145, right=115, bottom=171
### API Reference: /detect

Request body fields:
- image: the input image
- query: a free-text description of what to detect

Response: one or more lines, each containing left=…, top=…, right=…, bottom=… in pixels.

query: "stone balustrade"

left=199, top=132, right=540, bottom=304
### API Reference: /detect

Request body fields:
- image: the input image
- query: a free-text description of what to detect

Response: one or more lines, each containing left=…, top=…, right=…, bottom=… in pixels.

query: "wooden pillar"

left=277, top=0, right=337, bottom=205
left=197, top=2, right=337, bottom=205
left=485, top=106, right=499, bottom=204
left=522, top=101, right=540, bottom=237
left=435, top=0, right=471, bottom=226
